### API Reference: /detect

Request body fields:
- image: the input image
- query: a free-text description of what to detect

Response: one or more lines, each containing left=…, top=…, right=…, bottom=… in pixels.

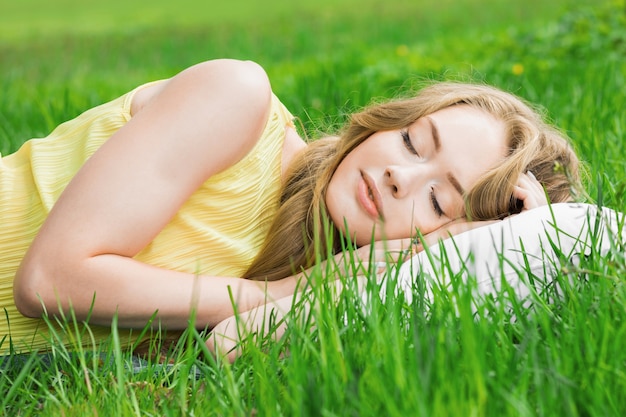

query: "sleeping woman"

left=0, top=59, right=579, bottom=356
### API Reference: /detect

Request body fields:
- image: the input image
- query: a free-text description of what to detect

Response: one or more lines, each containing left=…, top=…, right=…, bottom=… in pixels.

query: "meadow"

left=1, top=0, right=625, bottom=415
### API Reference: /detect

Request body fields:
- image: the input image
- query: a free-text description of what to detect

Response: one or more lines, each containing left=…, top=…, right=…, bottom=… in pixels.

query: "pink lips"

left=358, top=171, right=384, bottom=220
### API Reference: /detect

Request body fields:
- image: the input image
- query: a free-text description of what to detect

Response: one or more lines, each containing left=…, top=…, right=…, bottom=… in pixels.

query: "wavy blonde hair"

left=243, top=82, right=582, bottom=281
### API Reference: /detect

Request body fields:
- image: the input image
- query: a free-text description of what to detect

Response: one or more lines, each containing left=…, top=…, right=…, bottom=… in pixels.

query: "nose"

left=384, top=165, right=421, bottom=199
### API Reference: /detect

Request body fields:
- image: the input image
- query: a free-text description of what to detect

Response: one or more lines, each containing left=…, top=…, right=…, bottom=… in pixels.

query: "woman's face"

left=325, top=104, right=507, bottom=246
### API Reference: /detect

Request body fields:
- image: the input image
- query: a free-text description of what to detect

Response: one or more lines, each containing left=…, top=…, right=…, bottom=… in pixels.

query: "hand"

left=345, top=218, right=501, bottom=265
left=513, top=171, right=547, bottom=211
left=207, top=218, right=502, bottom=362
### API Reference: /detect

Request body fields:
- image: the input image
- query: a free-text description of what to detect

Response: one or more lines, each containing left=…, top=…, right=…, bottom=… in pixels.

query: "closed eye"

left=430, top=187, right=445, bottom=217
left=401, top=130, right=419, bottom=156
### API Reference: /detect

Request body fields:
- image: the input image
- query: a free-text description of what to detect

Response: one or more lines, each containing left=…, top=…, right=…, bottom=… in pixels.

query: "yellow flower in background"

left=512, top=63, right=524, bottom=75
left=396, top=44, right=409, bottom=56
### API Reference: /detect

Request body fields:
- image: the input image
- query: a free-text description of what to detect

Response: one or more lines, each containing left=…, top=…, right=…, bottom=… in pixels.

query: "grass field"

left=1, top=0, right=625, bottom=415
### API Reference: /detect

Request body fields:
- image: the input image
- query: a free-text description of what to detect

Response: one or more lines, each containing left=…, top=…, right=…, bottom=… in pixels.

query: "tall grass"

left=1, top=0, right=625, bottom=415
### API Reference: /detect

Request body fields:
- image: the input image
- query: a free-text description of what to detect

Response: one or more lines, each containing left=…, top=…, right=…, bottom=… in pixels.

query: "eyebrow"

left=425, top=116, right=465, bottom=198
left=447, top=172, right=465, bottom=197
left=425, top=116, right=441, bottom=152
left=426, top=116, right=465, bottom=197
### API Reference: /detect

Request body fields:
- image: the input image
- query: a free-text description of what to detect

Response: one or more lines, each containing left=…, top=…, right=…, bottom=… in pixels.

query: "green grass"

left=1, top=0, right=625, bottom=415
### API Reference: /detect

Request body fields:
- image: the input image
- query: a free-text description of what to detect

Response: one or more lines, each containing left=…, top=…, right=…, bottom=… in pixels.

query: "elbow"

left=13, top=258, right=50, bottom=318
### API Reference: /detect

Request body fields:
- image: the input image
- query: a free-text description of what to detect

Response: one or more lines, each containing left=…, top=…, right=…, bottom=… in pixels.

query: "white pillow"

left=394, top=203, right=625, bottom=303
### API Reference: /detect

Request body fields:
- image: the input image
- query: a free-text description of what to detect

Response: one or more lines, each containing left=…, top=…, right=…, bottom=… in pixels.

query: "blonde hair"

left=243, top=82, right=582, bottom=281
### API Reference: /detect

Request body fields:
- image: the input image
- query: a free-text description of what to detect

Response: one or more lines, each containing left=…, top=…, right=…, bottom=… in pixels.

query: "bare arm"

left=14, top=59, right=298, bottom=329
left=207, top=273, right=367, bottom=363
left=207, top=292, right=303, bottom=363
left=207, top=171, right=552, bottom=360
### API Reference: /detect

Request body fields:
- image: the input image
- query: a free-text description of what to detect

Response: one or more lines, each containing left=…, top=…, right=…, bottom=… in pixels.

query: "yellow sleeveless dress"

left=0, top=82, right=294, bottom=353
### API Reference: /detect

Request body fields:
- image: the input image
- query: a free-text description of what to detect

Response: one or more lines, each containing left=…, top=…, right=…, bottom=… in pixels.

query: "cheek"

left=325, top=174, right=353, bottom=234
left=381, top=207, right=441, bottom=239
left=324, top=155, right=354, bottom=218
left=324, top=183, right=340, bottom=225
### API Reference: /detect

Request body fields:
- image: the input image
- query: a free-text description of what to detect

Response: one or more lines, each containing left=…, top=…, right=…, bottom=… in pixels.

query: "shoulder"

left=127, top=59, right=274, bottom=173
left=131, top=60, right=271, bottom=118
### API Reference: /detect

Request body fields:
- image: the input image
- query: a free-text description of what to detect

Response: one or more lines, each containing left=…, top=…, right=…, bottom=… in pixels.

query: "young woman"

left=0, top=59, right=580, bottom=354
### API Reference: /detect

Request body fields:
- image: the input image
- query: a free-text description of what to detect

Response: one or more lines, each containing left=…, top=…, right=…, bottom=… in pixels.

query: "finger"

left=373, top=237, right=424, bottom=263
left=514, top=185, right=543, bottom=211
left=515, top=171, right=548, bottom=209
left=440, top=219, right=500, bottom=237
left=376, top=237, right=414, bottom=251
left=513, top=185, right=529, bottom=201
left=517, top=171, right=537, bottom=185
left=352, top=241, right=406, bottom=264
left=516, top=174, right=536, bottom=192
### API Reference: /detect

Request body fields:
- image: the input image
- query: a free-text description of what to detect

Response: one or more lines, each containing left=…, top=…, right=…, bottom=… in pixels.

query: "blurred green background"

left=0, top=0, right=598, bottom=41
left=1, top=0, right=623, bottom=206
left=2, top=2, right=626, bottom=415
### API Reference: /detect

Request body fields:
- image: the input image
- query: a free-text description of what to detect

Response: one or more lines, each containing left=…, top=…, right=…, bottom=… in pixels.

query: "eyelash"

left=402, top=130, right=443, bottom=217
left=401, top=130, right=419, bottom=156
left=430, top=187, right=444, bottom=217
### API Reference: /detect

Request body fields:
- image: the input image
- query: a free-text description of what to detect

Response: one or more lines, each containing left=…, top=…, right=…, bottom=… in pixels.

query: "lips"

left=358, top=171, right=384, bottom=220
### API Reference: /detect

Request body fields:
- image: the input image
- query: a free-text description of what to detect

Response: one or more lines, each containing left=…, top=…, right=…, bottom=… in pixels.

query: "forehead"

left=423, top=104, right=506, bottom=148
left=422, top=105, right=508, bottom=186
